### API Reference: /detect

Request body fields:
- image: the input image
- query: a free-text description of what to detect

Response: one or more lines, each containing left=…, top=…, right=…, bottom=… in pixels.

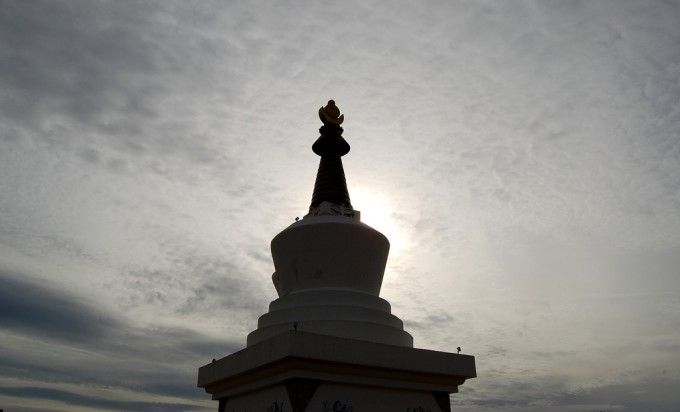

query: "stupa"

left=197, top=101, right=476, bottom=411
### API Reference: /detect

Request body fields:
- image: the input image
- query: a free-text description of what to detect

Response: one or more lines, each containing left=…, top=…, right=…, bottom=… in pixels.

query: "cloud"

left=0, top=386, right=207, bottom=412
left=113, top=250, right=269, bottom=323
left=1, top=0, right=680, bottom=410
left=0, top=269, right=118, bottom=343
left=0, top=267, right=239, bottom=409
left=553, top=377, right=680, bottom=412
left=0, top=0, right=161, bottom=126
left=451, top=373, right=680, bottom=412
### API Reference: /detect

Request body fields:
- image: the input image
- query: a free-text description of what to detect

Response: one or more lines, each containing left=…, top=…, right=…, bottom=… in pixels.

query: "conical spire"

left=309, top=100, right=354, bottom=213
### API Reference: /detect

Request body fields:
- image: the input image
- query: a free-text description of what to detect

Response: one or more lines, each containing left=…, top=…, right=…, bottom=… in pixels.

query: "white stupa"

left=198, top=101, right=476, bottom=411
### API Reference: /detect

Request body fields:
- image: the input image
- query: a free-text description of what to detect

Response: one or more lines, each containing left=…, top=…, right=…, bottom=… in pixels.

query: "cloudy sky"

left=1, top=0, right=680, bottom=410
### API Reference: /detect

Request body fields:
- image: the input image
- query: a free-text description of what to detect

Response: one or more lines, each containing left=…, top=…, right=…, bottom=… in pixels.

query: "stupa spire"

left=309, top=100, right=354, bottom=214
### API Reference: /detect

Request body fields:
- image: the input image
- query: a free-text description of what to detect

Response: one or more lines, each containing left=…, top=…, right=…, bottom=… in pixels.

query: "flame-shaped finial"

left=319, top=100, right=344, bottom=126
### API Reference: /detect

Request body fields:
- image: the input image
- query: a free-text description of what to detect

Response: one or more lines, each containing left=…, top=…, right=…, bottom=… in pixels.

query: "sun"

left=350, top=186, right=409, bottom=259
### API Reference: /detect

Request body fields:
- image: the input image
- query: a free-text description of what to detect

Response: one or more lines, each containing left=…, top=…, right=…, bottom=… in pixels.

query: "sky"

left=1, top=0, right=679, bottom=410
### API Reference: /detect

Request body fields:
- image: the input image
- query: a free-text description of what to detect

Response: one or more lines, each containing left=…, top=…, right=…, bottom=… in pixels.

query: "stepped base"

left=198, top=332, right=476, bottom=411
left=247, top=289, right=413, bottom=347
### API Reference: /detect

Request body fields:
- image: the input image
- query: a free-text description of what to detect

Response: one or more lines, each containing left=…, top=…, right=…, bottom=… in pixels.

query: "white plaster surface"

left=309, top=383, right=444, bottom=412
left=199, top=208, right=475, bottom=410
left=222, top=382, right=445, bottom=412
left=198, top=332, right=475, bottom=397
left=221, top=384, right=291, bottom=412
left=248, top=215, right=413, bottom=347
left=271, top=215, right=389, bottom=295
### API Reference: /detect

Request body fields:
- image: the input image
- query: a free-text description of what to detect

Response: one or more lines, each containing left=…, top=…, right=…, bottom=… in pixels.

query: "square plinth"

left=198, top=332, right=475, bottom=412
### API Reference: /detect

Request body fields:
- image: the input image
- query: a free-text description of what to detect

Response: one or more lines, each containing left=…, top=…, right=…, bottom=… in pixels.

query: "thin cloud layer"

left=0, top=269, right=237, bottom=410
left=1, top=0, right=679, bottom=410
left=0, top=270, right=119, bottom=343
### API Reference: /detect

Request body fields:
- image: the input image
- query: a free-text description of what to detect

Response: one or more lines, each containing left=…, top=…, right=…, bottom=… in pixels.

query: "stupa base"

left=198, top=331, right=475, bottom=412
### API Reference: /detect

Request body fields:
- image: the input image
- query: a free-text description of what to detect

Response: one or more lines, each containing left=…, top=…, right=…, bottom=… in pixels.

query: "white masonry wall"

left=222, top=382, right=446, bottom=412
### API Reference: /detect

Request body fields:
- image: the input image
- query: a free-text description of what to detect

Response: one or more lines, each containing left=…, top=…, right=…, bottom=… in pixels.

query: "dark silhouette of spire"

left=310, top=100, right=352, bottom=210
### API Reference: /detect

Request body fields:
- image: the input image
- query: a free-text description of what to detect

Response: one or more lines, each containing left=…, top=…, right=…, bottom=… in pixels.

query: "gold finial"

left=319, top=100, right=344, bottom=126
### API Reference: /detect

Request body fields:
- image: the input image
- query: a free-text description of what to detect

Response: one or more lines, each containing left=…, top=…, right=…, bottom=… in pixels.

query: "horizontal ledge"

left=198, top=331, right=476, bottom=394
